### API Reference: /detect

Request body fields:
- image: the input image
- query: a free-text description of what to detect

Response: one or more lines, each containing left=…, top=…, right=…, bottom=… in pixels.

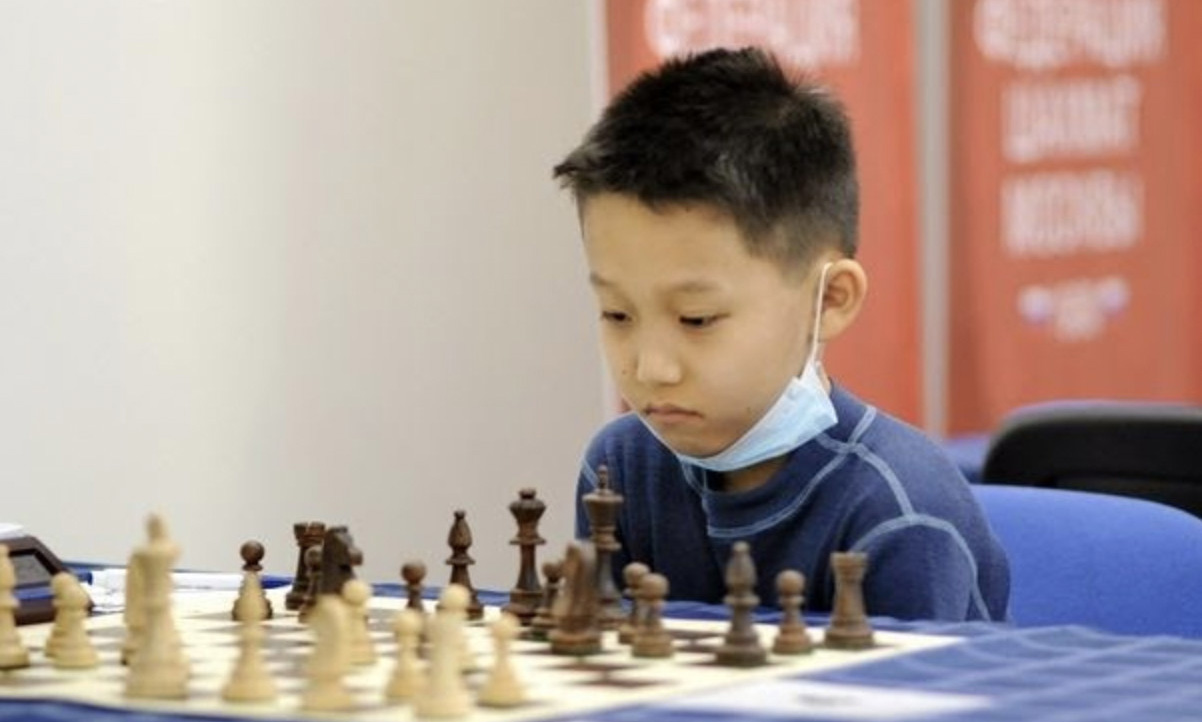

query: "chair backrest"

left=973, top=485, right=1202, bottom=637
left=981, top=402, right=1202, bottom=518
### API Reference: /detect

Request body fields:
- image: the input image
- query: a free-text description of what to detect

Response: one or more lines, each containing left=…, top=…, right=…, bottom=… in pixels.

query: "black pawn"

left=502, top=488, right=546, bottom=625
left=772, top=570, right=812, bottom=655
left=631, top=573, right=673, bottom=658
left=617, top=562, right=649, bottom=645
left=446, top=510, right=484, bottom=620
left=401, top=560, right=426, bottom=613
left=232, top=540, right=273, bottom=621
left=582, top=465, right=624, bottom=630
left=529, top=559, right=563, bottom=641
left=714, top=541, right=767, bottom=667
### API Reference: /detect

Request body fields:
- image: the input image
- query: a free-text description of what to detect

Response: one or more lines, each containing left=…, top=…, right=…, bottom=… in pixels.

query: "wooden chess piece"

left=341, top=578, right=377, bottom=665
left=120, top=550, right=145, bottom=665
left=232, top=540, right=273, bottom=621
left=221, top=573, right=277, bottom=702
left=317, top=526, right=363, bottom=598
left=44, top=571, right=72, bottom=659
left=125, top=513, right=189, bottom=699
left=384, top=607, right=425, bottom=703
left=445, top=510, right=484, bottom=621
left=0, top=545, right=31, bottom=671
left=50, top=573, right=98, bottom=669
left=232, top=570, right=269, bottom=625
left=413, top=584, right=473, bottom=719
left=502, top=488, right=545, bottom=625
left=430, top=582, right=477, bottom=673
left=582, top=465, right=625, bottom=630
left=286, top=521, right=325, bottom=611
left=529, top=559, right=563, bottom=641
left=401, top=560, right=427, bottom=612
left=617, top=562, right=649, bottom=645
left=300, top=595, right=355, bottom=711
left=772, top=569, right=813, bottom=655
left=448, top=588, right=478, bottom=674
left=823, top=551, right=875, bottom=650
left=298, top=544, right=324, bottom=624
left=477, top=612, right=525, bottom=707
left=548, top=542, right=602, bottom=656
left=714, top=541, right=767, bottom=667
left=631, top=573, right=673, bottom=658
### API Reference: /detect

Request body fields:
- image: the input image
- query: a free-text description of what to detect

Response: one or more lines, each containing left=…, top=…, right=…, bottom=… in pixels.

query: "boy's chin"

left=658, top=434, right=730, bottom=459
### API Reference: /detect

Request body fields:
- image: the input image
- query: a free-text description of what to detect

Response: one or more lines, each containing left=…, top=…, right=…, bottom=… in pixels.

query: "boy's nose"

left=634, top=347, right=682, bottom=386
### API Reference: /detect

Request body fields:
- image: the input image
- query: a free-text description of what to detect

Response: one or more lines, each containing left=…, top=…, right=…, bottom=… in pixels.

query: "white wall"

left=0, top=1, right=605, bottom=590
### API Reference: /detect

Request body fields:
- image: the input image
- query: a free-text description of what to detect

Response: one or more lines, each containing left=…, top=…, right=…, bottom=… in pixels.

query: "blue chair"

left=973, top=484, right=1202, bottom=638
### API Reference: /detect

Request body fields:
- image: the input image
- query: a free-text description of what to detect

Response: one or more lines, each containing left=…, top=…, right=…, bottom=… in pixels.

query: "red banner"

left=605, top=0, right=923, bottom=424
left=948, top=0, right=1202, bottom=432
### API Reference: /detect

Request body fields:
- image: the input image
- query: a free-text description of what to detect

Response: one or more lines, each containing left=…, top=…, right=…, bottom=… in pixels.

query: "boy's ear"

left=818, top=258, right=868, bottom=343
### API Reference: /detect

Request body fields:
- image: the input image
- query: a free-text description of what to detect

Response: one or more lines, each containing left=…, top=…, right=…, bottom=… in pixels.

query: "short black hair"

left=554, top=47, right=859, bottom=267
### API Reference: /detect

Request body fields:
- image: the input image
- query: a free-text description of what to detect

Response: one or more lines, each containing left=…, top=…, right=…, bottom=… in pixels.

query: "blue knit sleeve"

left=854, top=519, right=996, bottom=622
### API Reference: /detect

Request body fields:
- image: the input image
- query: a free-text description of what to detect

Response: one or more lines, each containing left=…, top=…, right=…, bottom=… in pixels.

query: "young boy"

left=553, top=48, right=1009, bottom=622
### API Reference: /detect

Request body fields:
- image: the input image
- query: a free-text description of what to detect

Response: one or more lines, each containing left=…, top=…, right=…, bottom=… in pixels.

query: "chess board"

left=0, top=590, right=970, bottom=722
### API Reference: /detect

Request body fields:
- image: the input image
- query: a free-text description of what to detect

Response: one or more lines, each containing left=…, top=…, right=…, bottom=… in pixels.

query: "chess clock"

left=2, top=534, right=75, bottom=625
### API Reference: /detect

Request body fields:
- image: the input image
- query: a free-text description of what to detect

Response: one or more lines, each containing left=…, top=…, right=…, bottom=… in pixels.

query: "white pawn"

left=446, top=595, right=476, bottom=674
left=341, top=578, right=377, bottom=665
left=0, top=545, right=31, bottom=671
left=120, top=551, right=145, bottom=665
left=221, top=572, right=277, bottom=702
left=384, top=607, right=425, bottom=703
left=413, top=584, right=472, bottom=719
left=300, top=596, right=355, bottom=712
left=477, top=613, right=525, bottom=708
left=51, top=574, right=98, bottom=669
left=43, top=572, right=73, bottom=659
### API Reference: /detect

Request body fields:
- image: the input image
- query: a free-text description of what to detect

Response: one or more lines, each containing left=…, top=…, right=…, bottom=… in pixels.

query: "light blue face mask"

left=646, top=263, right=839, bottom=473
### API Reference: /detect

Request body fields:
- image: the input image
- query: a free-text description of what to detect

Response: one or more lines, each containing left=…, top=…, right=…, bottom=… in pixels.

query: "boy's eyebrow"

left=589, top=273, right=720, bottom=294
left=662, top=279, right=721, bottom=294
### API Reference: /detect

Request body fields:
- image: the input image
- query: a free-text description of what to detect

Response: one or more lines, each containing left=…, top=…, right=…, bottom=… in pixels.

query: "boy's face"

left=582, top=193, right=819, bottom=458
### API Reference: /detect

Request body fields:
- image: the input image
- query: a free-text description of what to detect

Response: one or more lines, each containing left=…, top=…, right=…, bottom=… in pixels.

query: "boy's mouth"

left=643, top=403, right=702, bottom=424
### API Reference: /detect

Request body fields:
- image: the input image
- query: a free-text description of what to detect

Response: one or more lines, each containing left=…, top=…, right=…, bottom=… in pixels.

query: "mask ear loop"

left=806, top=262, right=833, bottom=371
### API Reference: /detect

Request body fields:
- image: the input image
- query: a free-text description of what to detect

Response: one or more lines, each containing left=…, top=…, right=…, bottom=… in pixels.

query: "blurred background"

left=2, top=0, right=1199, bottom=587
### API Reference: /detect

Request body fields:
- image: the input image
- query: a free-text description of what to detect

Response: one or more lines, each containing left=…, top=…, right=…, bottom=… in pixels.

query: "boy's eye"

left=680, top=314, right=722, bottom=328
left=600, top=310, right=630, bottom=324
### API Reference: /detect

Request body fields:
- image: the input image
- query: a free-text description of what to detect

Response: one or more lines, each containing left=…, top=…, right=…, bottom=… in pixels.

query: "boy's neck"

left=719, top=457, right=787, bottom=493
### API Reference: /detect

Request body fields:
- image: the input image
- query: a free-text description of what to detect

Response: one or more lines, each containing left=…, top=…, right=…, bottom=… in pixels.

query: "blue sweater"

left=575, top=385, right=1010, bottom=622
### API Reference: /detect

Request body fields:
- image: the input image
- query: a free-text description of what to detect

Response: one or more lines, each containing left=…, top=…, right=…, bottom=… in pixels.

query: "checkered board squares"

left=0, top=591, right=957, bottom=722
